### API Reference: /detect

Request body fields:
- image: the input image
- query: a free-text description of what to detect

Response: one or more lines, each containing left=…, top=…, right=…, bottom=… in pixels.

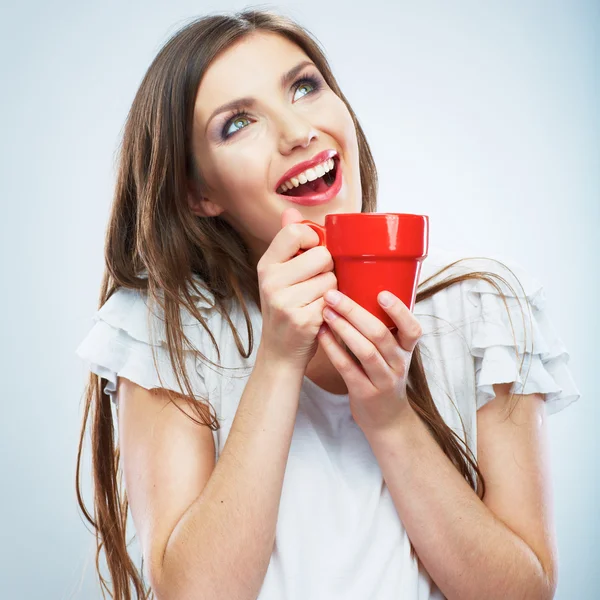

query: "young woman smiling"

left=75, top=9, right=579, bottom=600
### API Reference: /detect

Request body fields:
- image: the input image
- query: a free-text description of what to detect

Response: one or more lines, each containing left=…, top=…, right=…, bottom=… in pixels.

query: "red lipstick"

left=275, top=149, right=338, bottom=192
left=278, top=155, right=343, bottom=206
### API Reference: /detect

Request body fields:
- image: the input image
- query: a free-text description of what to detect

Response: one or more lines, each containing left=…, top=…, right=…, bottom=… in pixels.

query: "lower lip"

left=278, top=159, right=343, bottom=206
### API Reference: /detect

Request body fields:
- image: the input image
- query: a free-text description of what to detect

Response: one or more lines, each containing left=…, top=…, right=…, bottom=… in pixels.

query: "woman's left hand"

left=318, top=289, right=422, bottom=435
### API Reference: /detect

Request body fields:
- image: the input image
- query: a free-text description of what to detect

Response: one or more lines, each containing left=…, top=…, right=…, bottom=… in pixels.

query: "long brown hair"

left=75, top=9, right=532, bottom=599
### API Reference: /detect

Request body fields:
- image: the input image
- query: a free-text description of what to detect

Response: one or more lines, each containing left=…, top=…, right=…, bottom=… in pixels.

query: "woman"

left=75, top=9, right=579, bottom=600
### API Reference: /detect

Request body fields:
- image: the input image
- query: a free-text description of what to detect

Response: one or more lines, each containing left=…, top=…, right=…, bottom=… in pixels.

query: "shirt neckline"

left=302, top=374, right=350, bottom=404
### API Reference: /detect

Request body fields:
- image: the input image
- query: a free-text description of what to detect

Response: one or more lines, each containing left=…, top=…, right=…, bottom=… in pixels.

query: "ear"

left=188, top=195, right=225, bottom=218
left=187, top=183, right=225, bottom=218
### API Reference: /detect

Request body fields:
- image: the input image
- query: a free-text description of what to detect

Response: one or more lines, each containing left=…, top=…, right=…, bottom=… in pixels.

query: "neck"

left=305, top=334, right=349, bottom=395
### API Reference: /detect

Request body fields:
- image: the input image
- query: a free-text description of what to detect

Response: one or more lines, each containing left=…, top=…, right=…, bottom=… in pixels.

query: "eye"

left=293, top=78, right=317, bottom=100
left=220, top=73, right=323, bottom=140
left=223, top=110, right=251, bottom=138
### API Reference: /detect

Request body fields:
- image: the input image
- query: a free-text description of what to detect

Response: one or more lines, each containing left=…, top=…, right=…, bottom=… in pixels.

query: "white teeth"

left=277, top=157, right=337, bottom=194
left=305, top=168, right=318, bottom=182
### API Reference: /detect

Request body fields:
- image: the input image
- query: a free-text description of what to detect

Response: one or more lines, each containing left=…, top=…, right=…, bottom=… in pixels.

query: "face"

left=190, top=31, right=362, bottom=264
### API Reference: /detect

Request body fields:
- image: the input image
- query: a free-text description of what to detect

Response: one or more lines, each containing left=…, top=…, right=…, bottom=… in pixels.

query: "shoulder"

left=416, top=244, right=546, bottom=357
left=95, top=275, right=220, bottom=347
left=418, top=245, right=545, bottom=308
left=416, top=245, right=580, bottom=416
left=75, top=275, right=225, bottom=405
left=416, top=245, right=546, bottom=342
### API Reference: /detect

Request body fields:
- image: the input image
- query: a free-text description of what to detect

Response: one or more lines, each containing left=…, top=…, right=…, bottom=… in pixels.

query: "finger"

left=281, top=207, right=304, bottom=228
left=262, top=222, right=321, bottom=265
left=377, top=291, right=422, bottom=352
left=324, top=290, right=406, bottom=371
left=322, top=307, right=395, bottom=390
left=281, top=270, right=337, bottom=307
left=317, top=324, right=372, bottom=392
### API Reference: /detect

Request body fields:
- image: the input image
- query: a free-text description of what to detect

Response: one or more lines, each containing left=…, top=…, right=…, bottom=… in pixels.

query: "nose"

left=275, top=109, right=319, bottom=154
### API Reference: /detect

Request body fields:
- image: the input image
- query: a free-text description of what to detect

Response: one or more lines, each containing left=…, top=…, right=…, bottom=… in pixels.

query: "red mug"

left=296, top=213, right=429, bottom=330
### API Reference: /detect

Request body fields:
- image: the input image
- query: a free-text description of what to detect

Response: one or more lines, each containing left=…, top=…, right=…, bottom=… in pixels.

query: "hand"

left=256, top=207, right=338, bottom=372
left=317, top=289, right=422, bottom=434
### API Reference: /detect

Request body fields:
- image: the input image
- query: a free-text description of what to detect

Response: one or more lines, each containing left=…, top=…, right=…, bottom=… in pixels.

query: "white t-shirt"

left=75, top=245, right=579, bottom=600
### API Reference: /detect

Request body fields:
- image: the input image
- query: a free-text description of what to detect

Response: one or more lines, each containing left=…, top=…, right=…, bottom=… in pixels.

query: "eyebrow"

left=205, top=60, right=317, bottom=131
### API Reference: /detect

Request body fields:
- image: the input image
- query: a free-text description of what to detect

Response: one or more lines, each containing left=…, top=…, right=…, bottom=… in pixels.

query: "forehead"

left=195, top=32, right=310, bottom=122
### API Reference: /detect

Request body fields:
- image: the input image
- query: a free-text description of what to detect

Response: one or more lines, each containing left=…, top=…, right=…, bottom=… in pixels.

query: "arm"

left=118, top=345, right=304, bottom=600
left=365, top=383, right=558, bottom=600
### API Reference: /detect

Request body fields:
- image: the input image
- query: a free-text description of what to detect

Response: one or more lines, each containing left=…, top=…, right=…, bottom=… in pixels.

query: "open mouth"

left=278, top=156, right=339, bottom=198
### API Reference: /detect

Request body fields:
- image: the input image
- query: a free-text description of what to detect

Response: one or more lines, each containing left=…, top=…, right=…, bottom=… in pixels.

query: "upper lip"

left=275, top=149, right=338, bottom=192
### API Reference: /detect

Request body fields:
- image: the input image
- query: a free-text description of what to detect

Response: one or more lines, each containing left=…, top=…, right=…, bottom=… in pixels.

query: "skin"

left=317, top=290, right=557, bottom=598
left=189, top=31, right=362, bottom=267
left=189, top=30, right=361, bottom=391
left=186, top=31, right=557, bottom=597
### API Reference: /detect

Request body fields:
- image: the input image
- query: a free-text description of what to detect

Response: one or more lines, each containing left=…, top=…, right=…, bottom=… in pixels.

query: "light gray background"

left=0, top=1, right=597, bottom=598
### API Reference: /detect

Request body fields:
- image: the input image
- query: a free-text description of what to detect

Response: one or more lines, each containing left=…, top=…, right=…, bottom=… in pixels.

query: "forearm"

left=366, top=408, right=553, bottom=600
left=157, top=346, right=303, bottom=600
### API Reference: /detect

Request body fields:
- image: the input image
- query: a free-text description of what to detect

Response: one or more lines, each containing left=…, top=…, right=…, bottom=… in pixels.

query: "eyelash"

left=220, top=74, right=322, bottom=140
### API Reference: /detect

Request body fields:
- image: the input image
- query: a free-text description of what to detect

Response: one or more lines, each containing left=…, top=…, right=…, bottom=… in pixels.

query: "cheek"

left=215, top=149, right=268, bottom=200
left=318, top=97, right=360, bottom=167
left=325, top=98, right=360, bottom=169
left=339, top=107, right=359, bottom=155
left=323, top=96, right=355, bottom=134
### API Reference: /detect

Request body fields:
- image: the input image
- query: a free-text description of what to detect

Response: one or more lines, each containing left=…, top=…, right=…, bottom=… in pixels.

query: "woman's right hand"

left=256, top=208, right=337, bottom=372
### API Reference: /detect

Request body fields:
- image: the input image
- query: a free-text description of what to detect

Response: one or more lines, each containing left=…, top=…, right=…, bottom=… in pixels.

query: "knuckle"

left=260, top=277, right=275, bottom=296
left=310, top=245, right=326, bottom=260
left=372, top=325, right=388, bottom=345
left=270, top=294, right=286, bottom=314
left=290, top=313, right=309, bottom=330
left=385, top=375, right=399, bottom=391
left=409, top=321, right=423, bottom=339
left=258, top=261, right=276, bottom=280
left=361, top=344, right=379, bottom=363
left=317, top=245, right=331, bottom=261
left=324, top=271, right=338, bottom=287
left=322, top=249, right=334, bottom=269
left=337, top=359, right=354, bottom=375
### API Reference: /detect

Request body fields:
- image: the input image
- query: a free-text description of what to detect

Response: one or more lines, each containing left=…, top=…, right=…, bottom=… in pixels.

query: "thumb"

left=281, top=207, right=304, bottom=229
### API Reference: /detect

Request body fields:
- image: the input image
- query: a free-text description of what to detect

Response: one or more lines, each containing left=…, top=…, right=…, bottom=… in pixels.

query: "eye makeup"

left=218, top=72, right=324, bottom=141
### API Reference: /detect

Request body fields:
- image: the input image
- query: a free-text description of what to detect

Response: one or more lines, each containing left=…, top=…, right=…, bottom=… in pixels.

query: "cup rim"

left=325, top=212, right=428, bottom=219
left=325, top=212, right=429, bottom=221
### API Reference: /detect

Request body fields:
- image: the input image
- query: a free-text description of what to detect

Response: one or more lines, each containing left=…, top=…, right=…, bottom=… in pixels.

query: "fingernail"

left=378, top=291, right=394, bottom=307
left=323, top=307, right=337, bottom=320
left=325, top=290, right=342, bottom=305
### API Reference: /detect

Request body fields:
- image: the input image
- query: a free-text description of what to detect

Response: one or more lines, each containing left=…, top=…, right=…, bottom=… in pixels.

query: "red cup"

left=295, top=213, right=429, bottom=330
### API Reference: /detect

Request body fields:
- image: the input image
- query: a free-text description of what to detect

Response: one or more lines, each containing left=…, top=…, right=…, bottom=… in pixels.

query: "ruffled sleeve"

left=75, top=285, right=217, bottom=408
left=460, top=255, right=580, bottom=415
